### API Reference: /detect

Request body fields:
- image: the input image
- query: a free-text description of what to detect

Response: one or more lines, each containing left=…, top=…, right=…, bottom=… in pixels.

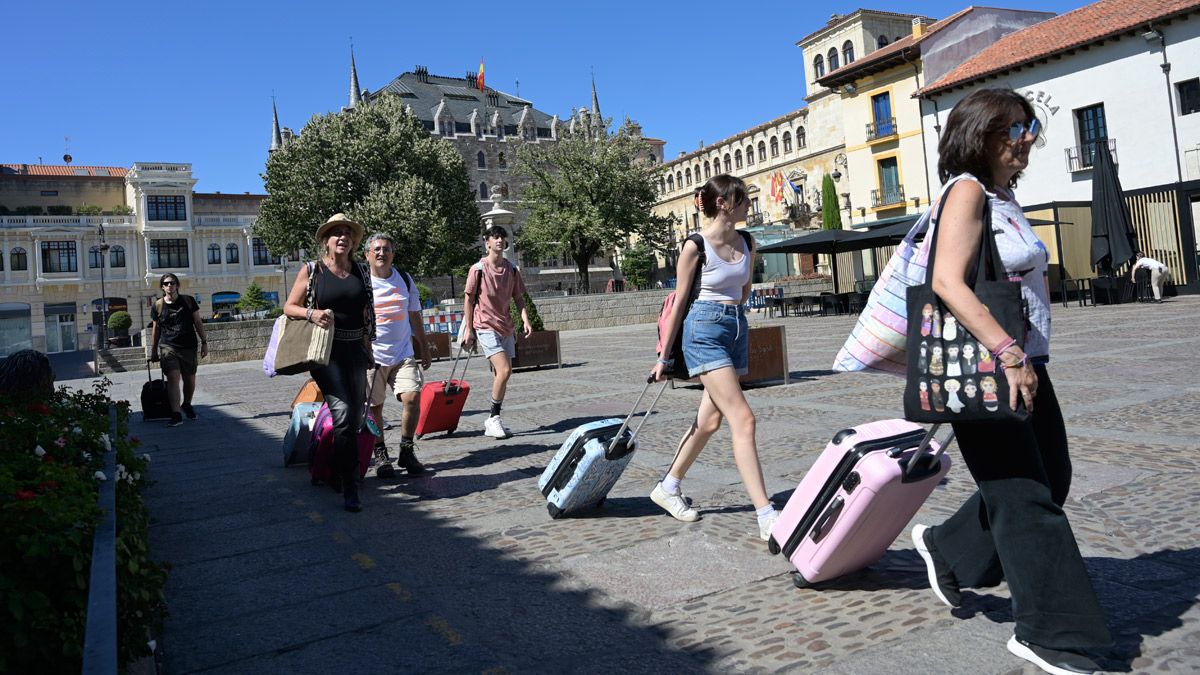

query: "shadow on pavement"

left=124, top=395, right=712, bottom=673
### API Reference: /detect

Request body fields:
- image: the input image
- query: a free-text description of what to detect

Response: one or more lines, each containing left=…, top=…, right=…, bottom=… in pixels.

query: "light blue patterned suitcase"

left=283, top=402, right=322, bottom=466
left=539, top=379, right=668, bottom=518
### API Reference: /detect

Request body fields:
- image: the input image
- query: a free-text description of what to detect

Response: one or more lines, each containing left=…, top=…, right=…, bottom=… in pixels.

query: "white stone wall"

left=919, top=17, right=1200, bottom=202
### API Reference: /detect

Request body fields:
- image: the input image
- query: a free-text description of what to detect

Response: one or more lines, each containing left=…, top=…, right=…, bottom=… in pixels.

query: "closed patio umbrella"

left=1090, top=141, right=1137, bottom=275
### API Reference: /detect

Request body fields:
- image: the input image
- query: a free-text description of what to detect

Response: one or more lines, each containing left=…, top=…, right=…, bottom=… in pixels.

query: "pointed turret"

left=349, top=48, right=362, bottom=108
left=591, top=74, right=601, bottom=120
left=270, top=97, right=282, bottom=153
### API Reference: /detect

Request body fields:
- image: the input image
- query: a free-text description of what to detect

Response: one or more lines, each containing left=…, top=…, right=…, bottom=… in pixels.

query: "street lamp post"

left=98, top=223, right=110, bottom=348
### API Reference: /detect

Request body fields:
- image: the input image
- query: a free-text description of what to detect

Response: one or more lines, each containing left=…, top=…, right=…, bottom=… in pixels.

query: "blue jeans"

left=682, top=301, right=748, bottom=377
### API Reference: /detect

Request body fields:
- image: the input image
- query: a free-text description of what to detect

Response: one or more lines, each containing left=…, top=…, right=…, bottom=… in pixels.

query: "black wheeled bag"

left=141, top=359, right=172, bottom=421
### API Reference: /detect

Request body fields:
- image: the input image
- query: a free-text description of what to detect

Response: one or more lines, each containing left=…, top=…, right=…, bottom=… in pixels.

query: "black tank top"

left=315, top=264, right=367, bottom=330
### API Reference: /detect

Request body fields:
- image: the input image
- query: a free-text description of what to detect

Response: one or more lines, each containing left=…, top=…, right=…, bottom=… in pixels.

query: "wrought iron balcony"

left=746, top=212, right=765, bottom=227
left=870, top=185, right=905, bottom=208
left=866, top=117, right=897, bottom=141
left=1065, top=138, right=1118, bottom=172
left=786, top=203, right=811, bottom=220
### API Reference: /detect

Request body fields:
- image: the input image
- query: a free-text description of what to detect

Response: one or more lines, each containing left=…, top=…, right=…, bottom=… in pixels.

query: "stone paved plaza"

left=68, top=296, right=1200, bottom=674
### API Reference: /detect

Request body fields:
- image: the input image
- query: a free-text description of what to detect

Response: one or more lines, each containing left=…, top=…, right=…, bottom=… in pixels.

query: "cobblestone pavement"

left=72, top=296, right=1200, bottom=674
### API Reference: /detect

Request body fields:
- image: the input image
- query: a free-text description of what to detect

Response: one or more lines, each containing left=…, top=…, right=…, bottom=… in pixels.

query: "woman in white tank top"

left=649, top=175, right=779, bottom=542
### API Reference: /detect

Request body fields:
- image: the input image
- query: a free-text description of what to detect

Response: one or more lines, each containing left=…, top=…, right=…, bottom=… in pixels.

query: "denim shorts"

left=477, top=329, right=516, bottom=359
left=682, top=301, right=748, bottom=377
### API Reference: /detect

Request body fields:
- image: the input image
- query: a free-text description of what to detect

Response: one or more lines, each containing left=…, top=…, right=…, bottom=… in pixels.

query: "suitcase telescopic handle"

left=444, top=344, right=473, bottom=390
left=903, top=424, right=956, bottom=477
left=607, top=376, right=670, bottom=453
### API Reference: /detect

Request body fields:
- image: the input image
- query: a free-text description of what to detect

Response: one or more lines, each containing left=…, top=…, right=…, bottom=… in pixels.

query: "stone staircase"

left=97, top=346, right=147, bottom=374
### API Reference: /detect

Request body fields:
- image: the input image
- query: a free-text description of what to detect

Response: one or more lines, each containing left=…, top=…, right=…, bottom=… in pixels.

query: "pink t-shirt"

left=465, top=257, right=526, bottom=337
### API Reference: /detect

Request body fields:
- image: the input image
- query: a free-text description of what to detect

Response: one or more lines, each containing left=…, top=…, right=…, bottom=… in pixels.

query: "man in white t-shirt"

left=1130, top=254, right=1173, bottom=302
left=365, top=233, right=432, bottom=477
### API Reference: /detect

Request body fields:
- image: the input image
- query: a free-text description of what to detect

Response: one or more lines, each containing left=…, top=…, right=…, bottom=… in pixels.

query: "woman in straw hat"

left=284, top=213, right=376, bottom=512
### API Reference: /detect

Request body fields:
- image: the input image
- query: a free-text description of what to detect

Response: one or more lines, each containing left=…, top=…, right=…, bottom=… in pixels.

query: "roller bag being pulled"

left=538, top=377, right=668, bottom=519
left=308, top=403, right=377, bottom=484
left=415, top=346, right=472, bottom=438
left=283, top=401, right=322, bottom=466
left=141, top=360, right=172, bottom=421
left=767, top=419, right=952, bottom=587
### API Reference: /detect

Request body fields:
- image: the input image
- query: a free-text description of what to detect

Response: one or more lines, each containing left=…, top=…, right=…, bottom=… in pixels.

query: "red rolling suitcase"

left=415, top=346, right=472, bottom=438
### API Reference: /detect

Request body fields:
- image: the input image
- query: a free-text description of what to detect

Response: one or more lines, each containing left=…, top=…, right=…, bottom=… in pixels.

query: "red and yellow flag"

left=478, top=59, right=485, bottom=91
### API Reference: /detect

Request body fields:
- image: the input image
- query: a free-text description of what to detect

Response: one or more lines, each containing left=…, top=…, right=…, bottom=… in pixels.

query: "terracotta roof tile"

left=920, top=0, right=1200, bottom=96
left=0, top=164, right=128, bottom=178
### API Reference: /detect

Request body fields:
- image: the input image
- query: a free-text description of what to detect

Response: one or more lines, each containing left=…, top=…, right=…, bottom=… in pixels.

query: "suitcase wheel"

left=767, top=537, right=780, bottom=555
left=791, top=572, right=811, bottom=589
left=547, top=503, right=564, bottom=519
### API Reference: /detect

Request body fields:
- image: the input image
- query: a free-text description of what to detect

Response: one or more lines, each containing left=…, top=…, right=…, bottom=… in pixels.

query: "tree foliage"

left=257, top=94, right=480, bottom=277
left=821, top=174, right=843, bottom=231
left=620, top=242, right=657, bottom=289
left=236, top=282, right=272, bottom=312
left=512, top=120, right=673, bottom=292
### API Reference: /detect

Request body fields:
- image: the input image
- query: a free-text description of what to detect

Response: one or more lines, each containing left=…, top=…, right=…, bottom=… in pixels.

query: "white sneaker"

left=650, top=483, right=700, bottom=522
left=483, top=415, right=511, bottom=439
left=758, top=509, right=780, bottom=542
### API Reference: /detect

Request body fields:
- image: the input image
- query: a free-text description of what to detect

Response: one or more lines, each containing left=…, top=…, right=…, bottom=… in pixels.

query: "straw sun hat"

left=315, top=213, right=364, bottom=246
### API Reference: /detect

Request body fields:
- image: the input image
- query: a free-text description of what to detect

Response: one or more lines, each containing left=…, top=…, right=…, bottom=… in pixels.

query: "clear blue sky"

left=4, top=0, right=1089, bottom=194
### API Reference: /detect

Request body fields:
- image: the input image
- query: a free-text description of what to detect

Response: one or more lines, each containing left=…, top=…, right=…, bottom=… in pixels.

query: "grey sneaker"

left=650, top=483, right=700, bottom=522
left=374, top=444, right=395, bottom=479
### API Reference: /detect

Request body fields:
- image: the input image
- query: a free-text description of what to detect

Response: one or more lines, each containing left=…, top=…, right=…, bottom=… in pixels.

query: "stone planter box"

left=419, top=332, right=452, bottom=361
left=512, top=330, right=561, bottom=370
left=740, top=325, right=790, bottom=386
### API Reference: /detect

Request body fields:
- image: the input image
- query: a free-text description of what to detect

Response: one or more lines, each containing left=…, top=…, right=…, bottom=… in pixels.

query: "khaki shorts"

left=160, top=344, right=198, bottom=376
left=368, top=359, right=423, bottom=405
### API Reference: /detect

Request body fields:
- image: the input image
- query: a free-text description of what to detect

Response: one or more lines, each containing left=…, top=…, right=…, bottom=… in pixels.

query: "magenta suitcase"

left=768, top=420, right=951, bottom=587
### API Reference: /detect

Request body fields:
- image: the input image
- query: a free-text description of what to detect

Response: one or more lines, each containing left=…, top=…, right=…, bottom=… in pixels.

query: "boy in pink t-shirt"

left=461, top=226, right=532, bottom=439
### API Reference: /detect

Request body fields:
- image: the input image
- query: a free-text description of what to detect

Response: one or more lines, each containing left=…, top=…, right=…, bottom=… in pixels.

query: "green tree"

left=821, top=174, right=843, bottom=231
left=257, top=94, right=480, bottom=277
left=106, top=310, right=132, bottom=333
left=620, top=242, right=657, bottom=289
left=236, top=282, right=272, bottom=313
left=513, top=119, right=673, bottom=293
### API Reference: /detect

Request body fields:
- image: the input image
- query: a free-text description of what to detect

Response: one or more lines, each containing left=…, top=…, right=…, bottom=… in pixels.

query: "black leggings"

left=310, top=340, right=369, bottom=479
left=932, top=365, right=1110, bottom=649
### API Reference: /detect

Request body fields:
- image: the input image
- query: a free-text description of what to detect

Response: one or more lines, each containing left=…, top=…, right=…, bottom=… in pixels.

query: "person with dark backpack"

left=150, top=273, right=208, bottom=427
left=650, top=174, right=778, bottom=543
left=363, top=232, right=430, bottom=478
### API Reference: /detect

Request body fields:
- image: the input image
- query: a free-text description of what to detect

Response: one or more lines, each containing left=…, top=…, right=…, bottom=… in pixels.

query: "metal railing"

left=81, top=404, right=119, bottom=674
left=871, top=185, right=906, bottom=208
left=746, top=213, right=766, bottom=227
left=866, top=117, right=897, bottom=141
left=1065, top=138, right=1118, bottom=172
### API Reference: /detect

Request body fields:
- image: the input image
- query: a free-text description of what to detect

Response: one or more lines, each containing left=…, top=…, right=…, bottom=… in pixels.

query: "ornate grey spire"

left=349, top=48, right=362, bottom=108
left=270, top=96, right=282, bottom=153
left=591, top=73, right=601, bottom=120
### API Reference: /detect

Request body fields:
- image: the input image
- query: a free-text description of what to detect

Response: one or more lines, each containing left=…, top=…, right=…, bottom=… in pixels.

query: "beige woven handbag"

left=272, top=315, right=333, bottom=376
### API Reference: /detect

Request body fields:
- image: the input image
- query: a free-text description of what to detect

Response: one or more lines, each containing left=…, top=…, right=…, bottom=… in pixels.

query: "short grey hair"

left=365, top=232, right=394, bottom=250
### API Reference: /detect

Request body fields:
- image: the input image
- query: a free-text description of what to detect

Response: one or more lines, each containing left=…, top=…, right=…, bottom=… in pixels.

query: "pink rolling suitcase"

left=767, top=420, right=952, bottom=587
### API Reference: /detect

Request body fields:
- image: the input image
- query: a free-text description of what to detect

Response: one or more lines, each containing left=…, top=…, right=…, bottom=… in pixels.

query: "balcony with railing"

left=866, top=117, right=897, bottom=141
left=746, top=212, right=765, bottom=227
left=1065, top=138, right=1117, bottom=172
left=871, top=185, right=905, bottom=208
left=195, top=215, right=258, bottom=228
left=0, top=215, right=136, bottom=229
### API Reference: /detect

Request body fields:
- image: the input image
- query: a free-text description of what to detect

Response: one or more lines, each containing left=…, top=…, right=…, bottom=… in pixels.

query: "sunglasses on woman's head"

left=1007, top=118, right=1041, bottom=142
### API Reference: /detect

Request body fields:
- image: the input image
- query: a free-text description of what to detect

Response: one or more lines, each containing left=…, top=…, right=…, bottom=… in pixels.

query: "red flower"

left=38, top=480, right=59, bottom=491
left=28, top=403, right=50, bottom=415
left=15, top=490, right=36, bottom=501
left=130, top=436, right=142, bottom=446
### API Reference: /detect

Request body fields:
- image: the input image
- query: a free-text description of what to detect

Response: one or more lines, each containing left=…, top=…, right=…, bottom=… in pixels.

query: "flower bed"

left=0, top=381, right=166, bottom=671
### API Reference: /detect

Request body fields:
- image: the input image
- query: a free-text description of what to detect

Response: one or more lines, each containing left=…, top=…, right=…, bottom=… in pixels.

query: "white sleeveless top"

left=944, top=174, right=1052, bottom=360
left=696, top=235, right=751, bottom=303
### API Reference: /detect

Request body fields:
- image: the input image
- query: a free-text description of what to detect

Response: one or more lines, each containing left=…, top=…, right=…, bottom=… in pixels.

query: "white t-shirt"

left=1132, top=257, right=1169, bottom=274
left=371, top=268, right=420, bottom=366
